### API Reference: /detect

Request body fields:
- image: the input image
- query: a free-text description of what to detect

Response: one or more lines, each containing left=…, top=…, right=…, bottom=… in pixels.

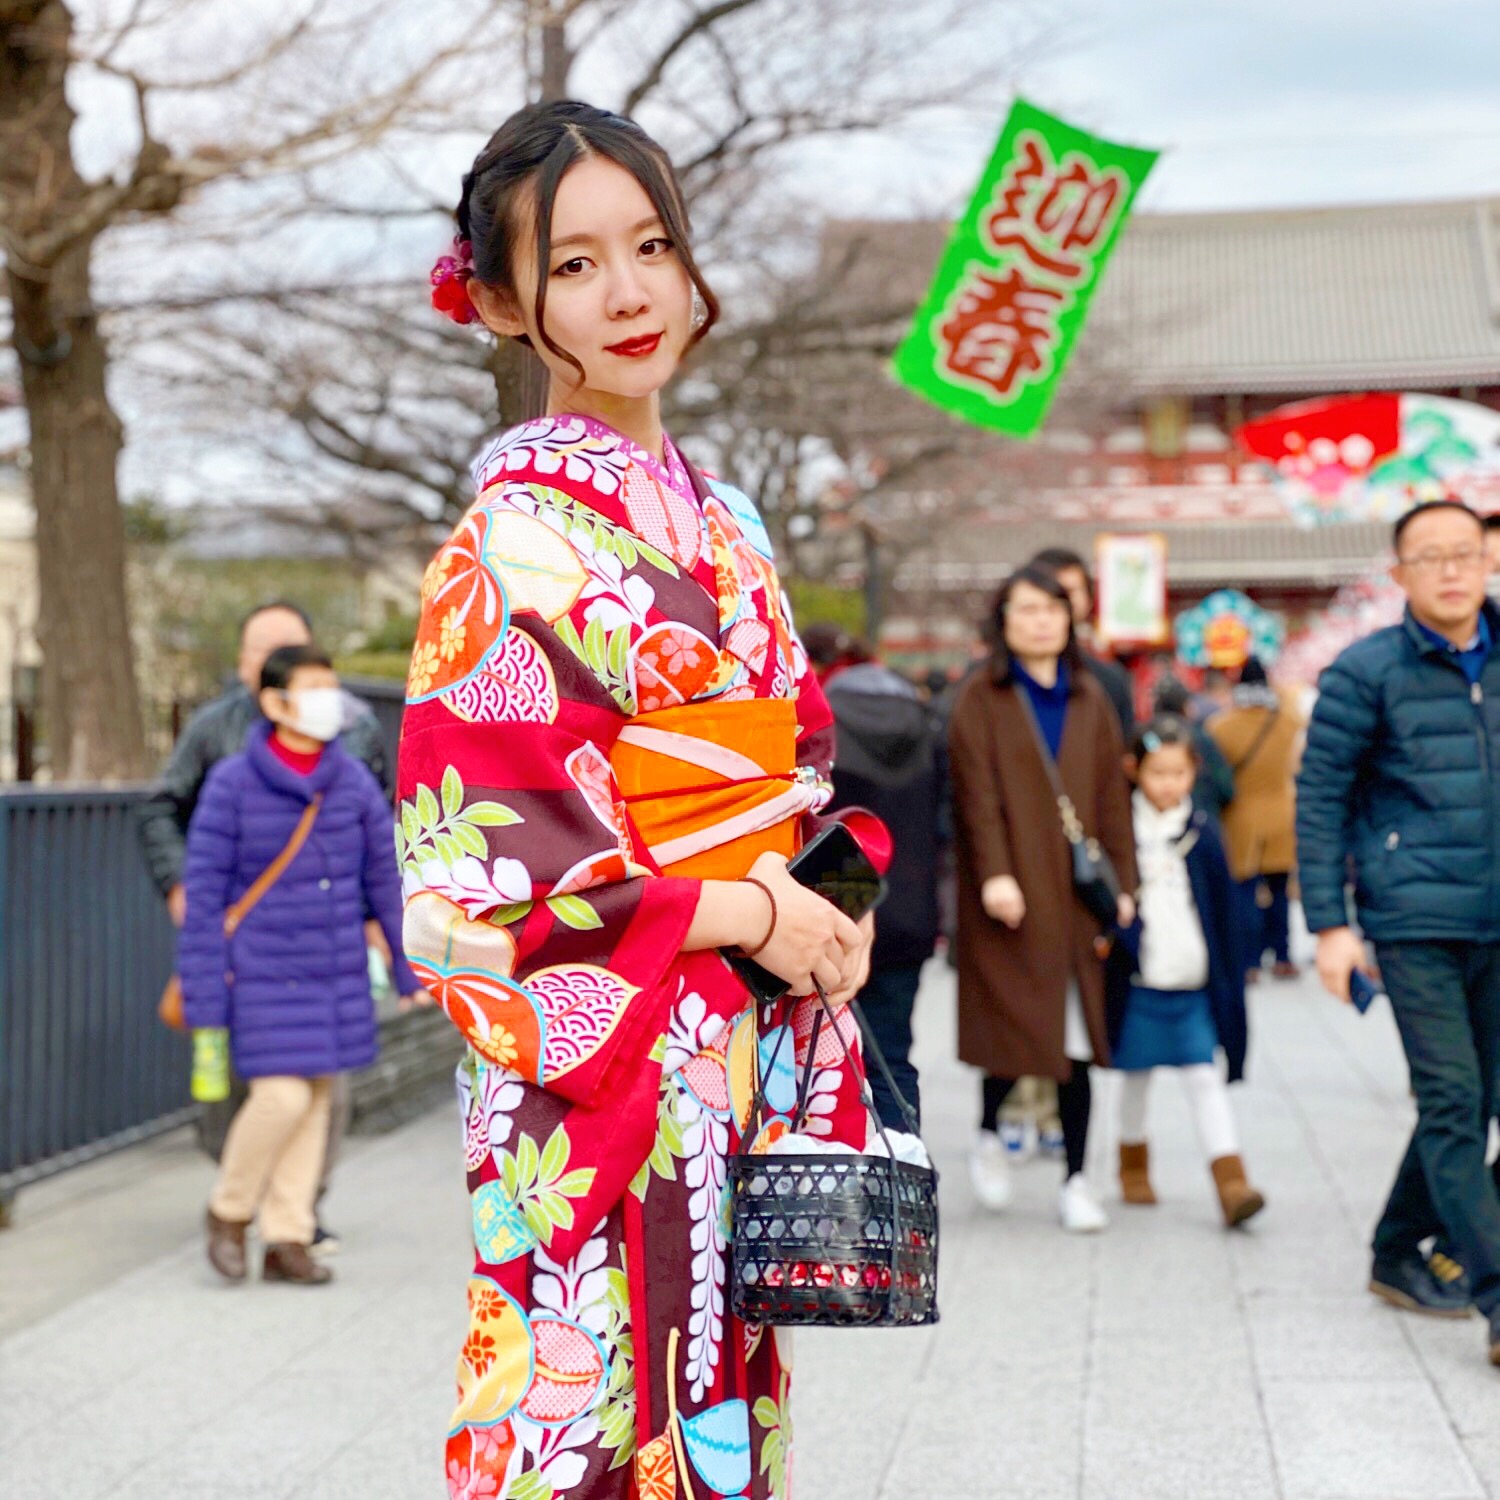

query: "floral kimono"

left=397, top=415, right=871, bottom=1500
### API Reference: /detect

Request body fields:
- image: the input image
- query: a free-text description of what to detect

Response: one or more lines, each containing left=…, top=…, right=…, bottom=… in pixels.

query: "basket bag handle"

left=745, top=984, right=926, bottom=1165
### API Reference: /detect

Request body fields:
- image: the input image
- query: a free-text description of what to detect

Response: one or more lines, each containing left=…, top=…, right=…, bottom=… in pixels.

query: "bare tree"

left=0, top=0, right=511, bottom=777
left=89, top=0, right=1054, bottom=582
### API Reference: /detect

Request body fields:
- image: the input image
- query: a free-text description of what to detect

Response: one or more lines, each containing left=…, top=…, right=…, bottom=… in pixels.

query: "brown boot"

left=206, top=1208, right=249, bottom=1283
left=263, top=1242, right=333, bottom=1285
left=1211, top=1155, right=1266, bottom=1228
left=1119, top=1142, right=1158, bottom=1205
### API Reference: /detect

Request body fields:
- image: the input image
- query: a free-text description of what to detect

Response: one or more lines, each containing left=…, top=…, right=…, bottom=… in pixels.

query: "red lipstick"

left=605, top=332, right=662, bottom=359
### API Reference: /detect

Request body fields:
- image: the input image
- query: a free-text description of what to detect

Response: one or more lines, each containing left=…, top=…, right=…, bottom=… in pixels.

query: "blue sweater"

left=178, top=721, right=419, bottom=1078
left=1296, top=602, right=1500, bottom=943
left=1015, top=661, right=1070, bottom=758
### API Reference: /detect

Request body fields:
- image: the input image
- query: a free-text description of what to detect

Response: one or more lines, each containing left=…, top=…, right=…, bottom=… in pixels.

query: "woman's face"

left=476, top=154, right=694, bottom=401
left=1003, top=581, right=1071, bottom=660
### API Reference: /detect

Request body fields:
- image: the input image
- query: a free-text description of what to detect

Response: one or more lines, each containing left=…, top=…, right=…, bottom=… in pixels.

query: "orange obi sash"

left=609, top=698, right=821, bottom=879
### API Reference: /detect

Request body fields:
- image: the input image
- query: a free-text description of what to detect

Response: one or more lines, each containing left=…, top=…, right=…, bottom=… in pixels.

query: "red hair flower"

left=430, top=237, right=477, bottom=325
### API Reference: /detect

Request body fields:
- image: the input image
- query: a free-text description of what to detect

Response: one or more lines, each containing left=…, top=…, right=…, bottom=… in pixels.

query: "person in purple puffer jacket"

left=181, top=644, right=430, bottom=1286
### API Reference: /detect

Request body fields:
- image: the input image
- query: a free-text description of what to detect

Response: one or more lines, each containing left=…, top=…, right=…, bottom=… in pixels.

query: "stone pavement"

left=3, top=958, right=1499, bottom=1499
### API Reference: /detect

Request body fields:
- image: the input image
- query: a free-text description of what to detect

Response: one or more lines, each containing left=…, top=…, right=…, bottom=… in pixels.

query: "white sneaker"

left=969, top=1129, right=1014, bottom=1212
left=1058, top=1173, right=1109, bottom=1233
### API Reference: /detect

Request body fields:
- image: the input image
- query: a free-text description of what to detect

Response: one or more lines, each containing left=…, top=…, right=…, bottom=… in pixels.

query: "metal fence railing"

left=0, top=771, right=462, bottom=1216
left=0, top=787, right=191, bottom=1202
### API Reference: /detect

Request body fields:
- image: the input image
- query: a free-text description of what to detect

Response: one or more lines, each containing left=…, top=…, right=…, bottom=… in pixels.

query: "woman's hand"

left=982, top=875, right=1025, bottom=929
left=398, top=987, right=436, bottom=1012
left=745, top=850, right=863, bottom=996
left=824, top=912, right=876, bottom=1008
left=1116, top=893, right=1136, bottom=930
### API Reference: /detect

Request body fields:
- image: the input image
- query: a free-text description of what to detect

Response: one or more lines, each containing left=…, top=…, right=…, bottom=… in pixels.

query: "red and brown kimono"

left=397, top=415, right=870, bottom=1500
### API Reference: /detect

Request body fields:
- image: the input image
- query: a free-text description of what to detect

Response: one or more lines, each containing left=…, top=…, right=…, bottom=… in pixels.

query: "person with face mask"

left=179, top=645, right=431, bottom=1286
left=137, top=600, right=392, bottom=1253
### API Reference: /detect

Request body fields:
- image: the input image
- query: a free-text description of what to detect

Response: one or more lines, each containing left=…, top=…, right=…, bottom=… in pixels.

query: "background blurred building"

left=820, top=196, right=1500, bottom=668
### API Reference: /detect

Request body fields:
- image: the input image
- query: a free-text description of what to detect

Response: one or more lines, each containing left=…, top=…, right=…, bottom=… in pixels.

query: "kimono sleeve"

left=399, top=714, right=704, bottom=1112
left=397, top=496, right=706, bottom=1118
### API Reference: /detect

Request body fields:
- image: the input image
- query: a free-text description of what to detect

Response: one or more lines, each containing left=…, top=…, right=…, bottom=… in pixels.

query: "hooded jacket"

left=824, top=662, right=944, bottom=968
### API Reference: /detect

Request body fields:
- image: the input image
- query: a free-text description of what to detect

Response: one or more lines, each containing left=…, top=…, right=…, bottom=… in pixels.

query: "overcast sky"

left=795, top=0, right=1500, bottom=218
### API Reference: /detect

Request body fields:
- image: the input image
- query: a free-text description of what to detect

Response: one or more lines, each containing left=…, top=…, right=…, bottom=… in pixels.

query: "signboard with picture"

left=1095, top=532, right=1169, bottom=647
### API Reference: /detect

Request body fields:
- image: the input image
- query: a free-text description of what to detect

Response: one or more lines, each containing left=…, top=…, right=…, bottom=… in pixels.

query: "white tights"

left=1120, top=1065, right=1239, bottom=1162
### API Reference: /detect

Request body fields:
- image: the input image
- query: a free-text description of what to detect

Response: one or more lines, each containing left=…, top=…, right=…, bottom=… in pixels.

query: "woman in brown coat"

left=1206, top=655, right=1304, bottom=981
left=948, top=568, right=1138, bottom=1232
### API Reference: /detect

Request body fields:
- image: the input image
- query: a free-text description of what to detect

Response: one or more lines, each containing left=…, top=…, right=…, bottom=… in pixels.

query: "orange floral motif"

left=408, top=640, right=441, bottom=698
left=422, top=549, right=456, bottom=603
left=633, top=624, right=720, bottom=714
left=482, top=1024, right=520, bottom=1070
left=462, top=1330, right=498, bottom=1375
left=636, top=1433, right=676, bottom=1500
left=468, top=1285, right=507, bottom=1323
left=439, top=607, right=468, bottom=662
left=408, top=511, right=510, bottom=703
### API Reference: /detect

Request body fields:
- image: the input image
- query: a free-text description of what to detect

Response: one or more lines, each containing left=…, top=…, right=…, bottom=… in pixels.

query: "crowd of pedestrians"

left=807, top=501, right=1500, bottom=1375
left=136, top=500, right=1500, bottom=1389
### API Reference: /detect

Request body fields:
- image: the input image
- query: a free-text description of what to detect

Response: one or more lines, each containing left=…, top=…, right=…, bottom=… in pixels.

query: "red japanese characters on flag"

left=938, top=266, right=1065, bottom=399
left=936, top=129, right=1130, bottom=403
left=893, top=98, right=1158, bottom=437
left=983, top=132, right=1129, bottom=279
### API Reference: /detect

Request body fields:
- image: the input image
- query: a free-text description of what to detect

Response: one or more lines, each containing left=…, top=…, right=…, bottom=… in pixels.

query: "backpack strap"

left=1228, top=708, right=1280, bottom=775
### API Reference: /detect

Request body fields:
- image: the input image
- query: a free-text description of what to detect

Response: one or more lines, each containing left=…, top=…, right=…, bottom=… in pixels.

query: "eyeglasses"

left=1396, top=547, right=1485, bottom=575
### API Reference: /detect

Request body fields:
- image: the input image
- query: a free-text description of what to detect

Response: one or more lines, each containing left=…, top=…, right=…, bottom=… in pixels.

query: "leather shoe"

left=263, top=1241, right=333, bottom=1285
left=206, top=1208, right=249, bottom=1283
left=1370, top=1253, right=1473, bottom=1319
left=1489, top=1310, right=1500, bottom=1368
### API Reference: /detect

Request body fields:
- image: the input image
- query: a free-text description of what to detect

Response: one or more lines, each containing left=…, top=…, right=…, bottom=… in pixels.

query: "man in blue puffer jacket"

left=1297, top=500, right=1500, bottom=1370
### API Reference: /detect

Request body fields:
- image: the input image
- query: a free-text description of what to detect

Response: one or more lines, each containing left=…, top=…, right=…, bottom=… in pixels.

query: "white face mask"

left=287, top=687, right=344, bottom=743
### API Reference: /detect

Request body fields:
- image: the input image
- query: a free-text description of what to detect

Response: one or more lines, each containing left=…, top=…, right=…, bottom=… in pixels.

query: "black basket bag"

left=728, top=985, right=939, bottom=1328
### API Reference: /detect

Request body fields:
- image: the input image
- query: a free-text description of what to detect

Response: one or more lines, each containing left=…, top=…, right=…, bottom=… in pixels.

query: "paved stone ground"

left=3, top=955, right=1499, bottom=1499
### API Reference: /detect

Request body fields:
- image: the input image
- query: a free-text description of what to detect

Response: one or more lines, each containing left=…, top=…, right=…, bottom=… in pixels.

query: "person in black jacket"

left=1297, top=500, right=1500, bottom=1367
left=136, top=599, right=388, bottom=1255
left=808, top=630, right=944, bottom=1131
left=1030, top=547, right=1136, bottom=743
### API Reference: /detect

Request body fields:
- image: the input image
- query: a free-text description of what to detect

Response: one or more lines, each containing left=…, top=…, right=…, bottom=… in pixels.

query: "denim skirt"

left=1112, top=984, right=1217, bottom=1071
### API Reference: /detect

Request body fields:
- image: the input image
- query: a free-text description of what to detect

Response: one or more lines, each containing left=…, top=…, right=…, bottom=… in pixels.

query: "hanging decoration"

left=1174, top=589, right=1282, bottom=669
left=1234, top=393, right=1500, bottom=527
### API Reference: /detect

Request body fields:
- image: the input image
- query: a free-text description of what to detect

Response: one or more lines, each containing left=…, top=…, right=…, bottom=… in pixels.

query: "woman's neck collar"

left=1014, top=653, right=1060, bottom=688
left=548, top=385, right=664, bottom=462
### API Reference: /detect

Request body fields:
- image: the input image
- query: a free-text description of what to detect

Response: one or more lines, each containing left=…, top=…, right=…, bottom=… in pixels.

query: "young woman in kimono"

left=404, top=101, right=878, bottom=1500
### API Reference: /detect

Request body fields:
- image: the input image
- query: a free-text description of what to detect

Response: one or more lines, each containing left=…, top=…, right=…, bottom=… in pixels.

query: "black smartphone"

left=727, top=821, right=888, bottom=1005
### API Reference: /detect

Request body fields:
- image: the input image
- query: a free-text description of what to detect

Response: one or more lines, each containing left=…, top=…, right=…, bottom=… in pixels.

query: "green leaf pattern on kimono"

left=496, top=1123, right=597, bottom=1244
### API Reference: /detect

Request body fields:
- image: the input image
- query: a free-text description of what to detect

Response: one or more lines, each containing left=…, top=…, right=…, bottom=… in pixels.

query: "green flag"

left=891, top=99, right=1158, bottom=439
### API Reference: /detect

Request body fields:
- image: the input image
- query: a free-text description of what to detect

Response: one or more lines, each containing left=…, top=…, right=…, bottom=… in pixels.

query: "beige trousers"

left=210, top=1076, right=333, bottom=1246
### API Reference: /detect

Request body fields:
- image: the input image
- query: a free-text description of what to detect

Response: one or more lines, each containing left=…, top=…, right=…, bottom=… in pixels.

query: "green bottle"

left=191, top=1028, right=231, bottom=1103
